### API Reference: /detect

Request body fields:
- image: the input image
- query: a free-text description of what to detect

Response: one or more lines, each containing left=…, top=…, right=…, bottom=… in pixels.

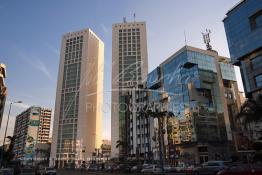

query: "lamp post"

left=0, top=100, right=22, bottom=168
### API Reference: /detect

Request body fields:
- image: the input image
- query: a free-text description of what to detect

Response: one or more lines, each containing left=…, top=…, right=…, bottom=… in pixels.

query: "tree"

left=115, top=140, right=129, bottom=161
left=236, top=94, right=262, bottom=140
left=2, top=136, right=15, bottom=167
left=144, top=107, right=174, bottom=172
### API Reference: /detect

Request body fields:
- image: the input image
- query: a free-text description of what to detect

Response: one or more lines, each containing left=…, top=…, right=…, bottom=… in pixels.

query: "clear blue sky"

left=0, top=0, right=242, bottom=141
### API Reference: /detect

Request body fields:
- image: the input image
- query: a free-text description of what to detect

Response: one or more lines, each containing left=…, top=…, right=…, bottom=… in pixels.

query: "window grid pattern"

left=255, top=74, right=262, bottom=88
left=118, top=28, right=142, bottom=88
left=224, top=0, right=262, bottom=61
left=219, top=62, right=237, bottom=81
left=56, top=36, right=83, bottom=155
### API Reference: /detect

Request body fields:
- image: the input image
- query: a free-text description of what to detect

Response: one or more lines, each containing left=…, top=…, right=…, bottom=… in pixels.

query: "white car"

left=44, top=167, right=56, bottom=175
left=141, top=165, right=162, bottom=173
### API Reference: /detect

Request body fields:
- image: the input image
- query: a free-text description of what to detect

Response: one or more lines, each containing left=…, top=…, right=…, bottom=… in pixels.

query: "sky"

left=0, top=0, right=243, bottom=142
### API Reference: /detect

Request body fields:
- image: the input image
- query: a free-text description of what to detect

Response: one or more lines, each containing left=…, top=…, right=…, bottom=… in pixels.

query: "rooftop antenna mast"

left=202, top=29, right=212, bottom=50
left=123, top=17, right=127, bottom=23
left=184, top=29, right=187, bottom=46
left=133, top=13, right=136, bottom=22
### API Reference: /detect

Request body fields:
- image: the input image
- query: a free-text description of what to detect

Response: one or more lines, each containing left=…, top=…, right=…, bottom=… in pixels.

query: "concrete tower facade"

left=51, top=28, right=104, bottom=167
left=111, top=21, right=148, bottom=158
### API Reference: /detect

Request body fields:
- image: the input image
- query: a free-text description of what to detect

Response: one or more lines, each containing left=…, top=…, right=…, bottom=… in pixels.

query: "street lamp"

left=0, top=100, right=22, bottom=168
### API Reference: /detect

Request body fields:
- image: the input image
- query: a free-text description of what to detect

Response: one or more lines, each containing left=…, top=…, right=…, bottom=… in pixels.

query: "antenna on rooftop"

left=184, top=29, right=187, bottom=46
left=133, top=13, right=136, bottom=22
left=202, top=29, right=212, bottom=50
left=123, top=17, right=127, bottom=23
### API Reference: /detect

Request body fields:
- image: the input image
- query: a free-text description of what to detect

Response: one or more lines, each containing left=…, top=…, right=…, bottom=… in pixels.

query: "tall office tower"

left=13, top=106, right=51, bottom=163
left=224, top=0, right=262, bottom=99
left=0, top=63, right=7, bottom=129
left=111, top=20, right=148, bottom=158
left=147, top=46, right=241, bottom=164
left=51, top=29, right=104, bottom=168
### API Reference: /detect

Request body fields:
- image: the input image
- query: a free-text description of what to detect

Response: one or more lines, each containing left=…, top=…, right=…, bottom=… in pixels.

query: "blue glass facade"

left=224, top=0, right=262, bottom=97
left=160, top=49, right=224, bottom=117
left=255, top=74, right=262, bottom=88
left=147, top=46, right=241, bottom=163
left=162, top=51, right=199, bottom=117
left=147, top=67, right=161, bottom=89
left=147, top=47, right=229, bottom=141
left=224, top=0, right=262, bottom=62
left=147, top=49, right=228, bottom=118
left=219, top=63, right=237, bottom=81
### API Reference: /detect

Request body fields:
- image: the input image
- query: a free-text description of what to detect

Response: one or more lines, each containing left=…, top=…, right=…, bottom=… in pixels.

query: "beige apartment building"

left=0, top=63, right=7, bottom=128
left=111, top=20, right=148, bottom=158
left=50, top=28, right=104, bottom=168
left=13, top=106, right=51, bottom=163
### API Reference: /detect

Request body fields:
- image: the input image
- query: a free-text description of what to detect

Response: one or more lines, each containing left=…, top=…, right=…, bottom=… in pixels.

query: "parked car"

left=131, top=165, right=143, bottom=173
left=20, top=168, right=35, bottom=175
left=35, top=167, right=45, bottom=175
left=193, top=161, right=227, bottom=175
left=141, top=164, right=162, bottom=174
left=164, top=165, right=176, bottom=172
left=104, top=165, right=112, bottom=172
left=44, top=167, right=56, bottom=175
left=0, top=168, right=14, bottom=175
left=87, top=164, right=101, bottom=171
left=174, top=163, right=187, bottom=172
left=185, top=165, right=195, bottom=174
left=217, top=163, right=262, bottom=175
left=121, top=164, right=132, bottom=173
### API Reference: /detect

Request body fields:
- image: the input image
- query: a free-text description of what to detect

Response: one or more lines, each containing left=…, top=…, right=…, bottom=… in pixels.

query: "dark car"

left=87, top=164, right=101, bottom=172
left=20, top=168, right=35, bottom=175
left=217, top=163, right=262, bottom=175
left=193, top=161, right=227, bottom=175
left=131, top=165, right=143, bottom=173
left=113, top=164, right=131, bottom=173
left=0, top=168, right=14, bottom=175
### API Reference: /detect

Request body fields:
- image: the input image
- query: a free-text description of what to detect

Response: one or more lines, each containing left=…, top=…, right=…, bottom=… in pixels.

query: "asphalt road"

left=57, top=170, right=188, bottom=175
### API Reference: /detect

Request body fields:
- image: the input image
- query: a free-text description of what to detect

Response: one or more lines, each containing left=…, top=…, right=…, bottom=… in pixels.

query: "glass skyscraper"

left=224, top=0, right=262, bottom=98
left=147, top=46, right=241, bottom=164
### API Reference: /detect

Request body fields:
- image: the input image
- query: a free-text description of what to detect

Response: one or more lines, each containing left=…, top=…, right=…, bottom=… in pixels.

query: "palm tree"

left=115, top=140, right=129, bottom=160
left=144, top=107, right=174, bottom=172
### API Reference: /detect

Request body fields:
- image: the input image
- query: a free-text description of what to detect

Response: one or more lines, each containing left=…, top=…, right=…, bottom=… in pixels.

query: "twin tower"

left=50, top=20, right=147, bottom=167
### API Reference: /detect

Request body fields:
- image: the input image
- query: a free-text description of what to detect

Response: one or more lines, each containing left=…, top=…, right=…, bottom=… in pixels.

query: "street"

left=56, top=170, right=189, bottom=175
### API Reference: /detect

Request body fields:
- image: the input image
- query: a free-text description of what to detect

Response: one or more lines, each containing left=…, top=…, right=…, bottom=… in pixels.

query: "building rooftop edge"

left=113, top=21, right=146, bottom=26
left=160, top=45, right=229, bottom=66
left=223, top=0, right=246, bottom=21
left=16, top=106, right=52, bottom=116
left=62, top=28, right=104, bottom=43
